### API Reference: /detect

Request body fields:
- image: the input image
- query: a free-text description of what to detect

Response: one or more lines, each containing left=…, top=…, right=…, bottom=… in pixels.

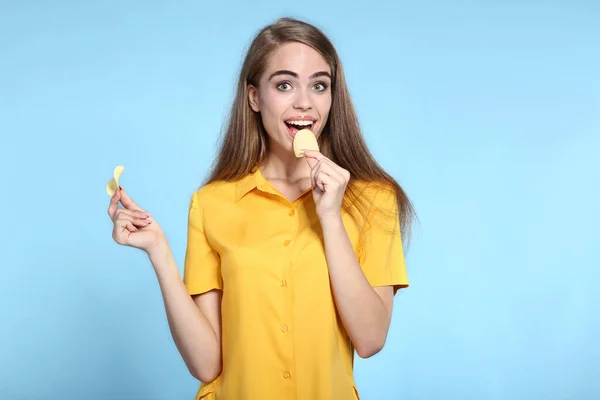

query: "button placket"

left=279, top=204, right=297, bottom=385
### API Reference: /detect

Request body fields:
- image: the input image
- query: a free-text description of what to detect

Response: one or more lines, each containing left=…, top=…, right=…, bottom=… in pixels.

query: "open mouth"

left=285, top=120, right=315, bottom=136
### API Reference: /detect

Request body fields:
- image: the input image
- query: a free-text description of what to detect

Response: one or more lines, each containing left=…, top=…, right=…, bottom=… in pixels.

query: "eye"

left=313, top=82, right=328, bottom=92
left=277, top=82, right=293, bottom=91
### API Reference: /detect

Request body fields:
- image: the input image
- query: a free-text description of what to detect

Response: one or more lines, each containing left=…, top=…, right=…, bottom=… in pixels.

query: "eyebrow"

left=268, top=70, right=332, bottom=81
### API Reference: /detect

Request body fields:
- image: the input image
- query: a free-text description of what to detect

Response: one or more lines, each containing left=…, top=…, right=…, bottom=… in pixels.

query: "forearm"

left=321, top=216, right=390, bottom=358
left=148, top=243, right=221, bottom=382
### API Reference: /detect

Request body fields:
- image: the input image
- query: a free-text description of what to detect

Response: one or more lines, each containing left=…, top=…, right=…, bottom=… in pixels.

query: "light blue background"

left=1, top=1, right=598, bottom=399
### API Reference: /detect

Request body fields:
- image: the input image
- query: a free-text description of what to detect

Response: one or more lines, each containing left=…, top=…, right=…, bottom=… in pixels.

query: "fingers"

left=312, top=162, right=333, bottom=191
left=119, top=187, right=144, bottom=211
left=112, top=217, right=141, bottom=246
left=107, top=188, right=122, bottom=219
left=107, top=186, right=146, bottom=224
left=303, top=149, right=321, bottom=169
left=303, top=149, right=324, bottom=160
left=119, top=219, right=139, bottom=233
left=305, top=151, right=327, bottom=186
left=108, top=187, right=154, bottom=247
left=114, top=208, right=152, bottom=226
left=314, top=170, right=336, bottom=192
left=310, top=158, right=346, bottom=191
left=304, top=154, right=319, bottom=169
left=112, top=209, right=153, bottom=244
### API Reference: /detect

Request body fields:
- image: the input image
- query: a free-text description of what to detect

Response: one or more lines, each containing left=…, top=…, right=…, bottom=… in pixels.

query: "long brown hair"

left=201, top=17, right=416, bottom=247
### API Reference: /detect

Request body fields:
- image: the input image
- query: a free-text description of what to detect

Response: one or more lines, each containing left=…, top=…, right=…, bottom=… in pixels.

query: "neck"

left=259, top=143, right=311, bottom=182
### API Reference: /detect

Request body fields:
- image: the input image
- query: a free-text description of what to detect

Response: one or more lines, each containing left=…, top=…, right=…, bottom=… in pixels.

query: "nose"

left=293, top=87, right=312, bottom=111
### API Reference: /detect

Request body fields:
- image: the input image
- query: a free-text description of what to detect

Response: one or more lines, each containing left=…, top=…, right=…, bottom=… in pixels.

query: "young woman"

left=108, top=17, right=415, bottom=400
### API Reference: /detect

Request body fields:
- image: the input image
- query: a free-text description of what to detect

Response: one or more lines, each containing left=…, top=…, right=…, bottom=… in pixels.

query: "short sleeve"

left=358, top=188, right=409, bottom=295
left=183, top=191, right=222, bottom=295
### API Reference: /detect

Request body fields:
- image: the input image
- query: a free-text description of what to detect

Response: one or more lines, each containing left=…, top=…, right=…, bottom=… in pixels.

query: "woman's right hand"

left=107, top=188, right=168, bottom=255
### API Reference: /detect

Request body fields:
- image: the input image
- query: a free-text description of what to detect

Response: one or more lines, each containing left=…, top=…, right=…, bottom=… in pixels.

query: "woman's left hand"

left=303, top=149, right=350, bottom=222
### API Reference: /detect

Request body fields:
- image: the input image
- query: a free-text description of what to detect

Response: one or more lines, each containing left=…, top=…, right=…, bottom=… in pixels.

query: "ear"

left=248, top=84, right=260, bottom=112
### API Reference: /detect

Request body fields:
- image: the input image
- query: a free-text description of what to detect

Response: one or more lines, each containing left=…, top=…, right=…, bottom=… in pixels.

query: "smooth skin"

left=107, top=189, right=222, bottom=382
left=302, top=148, right=394, bottom=357
left=107, top=42, right=393, bottom=384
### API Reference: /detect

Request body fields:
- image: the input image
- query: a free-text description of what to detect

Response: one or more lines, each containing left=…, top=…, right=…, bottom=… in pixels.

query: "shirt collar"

left=235, top=164, right=265, bottom=202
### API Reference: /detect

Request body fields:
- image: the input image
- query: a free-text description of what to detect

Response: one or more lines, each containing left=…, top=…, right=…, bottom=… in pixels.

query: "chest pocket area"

left=219, top=245, right=284, bottom=295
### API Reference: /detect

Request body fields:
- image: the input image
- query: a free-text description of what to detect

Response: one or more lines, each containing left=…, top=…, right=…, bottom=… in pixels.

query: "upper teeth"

left=287, top=120, right=313, bottom=126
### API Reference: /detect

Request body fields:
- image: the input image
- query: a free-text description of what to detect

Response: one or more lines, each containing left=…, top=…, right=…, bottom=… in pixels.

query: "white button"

left=283, top=372, right=291, bottom=379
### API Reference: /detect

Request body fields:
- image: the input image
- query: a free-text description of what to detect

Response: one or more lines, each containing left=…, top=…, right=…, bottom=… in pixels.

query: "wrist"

left=319, top=213, right=344, bottom=229
left=146, top=236, right=170, bottom=262
left=147, top=240, right=180, bottom=282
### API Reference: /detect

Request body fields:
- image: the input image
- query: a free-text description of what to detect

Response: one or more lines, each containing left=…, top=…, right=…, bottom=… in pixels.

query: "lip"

left=284, top=116, right=317, bottom=122
left=284, top=116, right=317, bottom=138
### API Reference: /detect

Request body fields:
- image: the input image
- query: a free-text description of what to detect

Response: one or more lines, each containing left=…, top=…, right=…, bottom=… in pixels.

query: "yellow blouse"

left=183, top=166, right=408, bottom=400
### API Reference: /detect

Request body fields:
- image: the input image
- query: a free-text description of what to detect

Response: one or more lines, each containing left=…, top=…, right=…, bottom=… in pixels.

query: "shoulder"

left=189, top=180, right=237, bottom=210
left=350, top=180, right=397, bottom=208
left=349, top=180, right=399, bottom=234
